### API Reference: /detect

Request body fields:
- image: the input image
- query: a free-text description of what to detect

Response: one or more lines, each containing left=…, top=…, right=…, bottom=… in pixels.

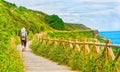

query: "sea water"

left=99, top=31, right=120, bottom=44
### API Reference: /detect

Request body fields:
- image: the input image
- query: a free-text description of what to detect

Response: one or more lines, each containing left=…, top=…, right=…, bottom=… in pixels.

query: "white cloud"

left=5, top=0, right=38, bottom=7
left=113, top=5, right=120, bottom=15
left=80, top=9, right=113, bottom=16
left=75, top=0, right=120, bottom=2
left=110, top=21, right=120, bottom=30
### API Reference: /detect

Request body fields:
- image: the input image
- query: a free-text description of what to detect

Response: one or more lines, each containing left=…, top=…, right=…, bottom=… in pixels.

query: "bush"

left=0, top=37, right=24, bottom=72
left=45, top=14, right=65, bottom=30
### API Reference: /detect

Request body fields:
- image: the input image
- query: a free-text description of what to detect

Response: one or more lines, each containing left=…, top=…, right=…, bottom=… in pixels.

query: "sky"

left=5, top=0, right=120, bottom=31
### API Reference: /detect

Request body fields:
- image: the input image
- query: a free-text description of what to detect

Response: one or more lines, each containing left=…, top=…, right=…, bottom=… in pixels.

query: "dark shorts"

left=21, top=40, right=27, bottom=47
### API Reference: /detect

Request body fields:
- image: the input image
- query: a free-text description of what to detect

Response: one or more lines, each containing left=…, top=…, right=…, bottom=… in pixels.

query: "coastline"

left=99, top=31, right=120, bottom=44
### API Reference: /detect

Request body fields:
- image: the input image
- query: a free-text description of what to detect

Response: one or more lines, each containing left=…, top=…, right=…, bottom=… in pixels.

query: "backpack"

left=21, top=32, right=27, bottom=40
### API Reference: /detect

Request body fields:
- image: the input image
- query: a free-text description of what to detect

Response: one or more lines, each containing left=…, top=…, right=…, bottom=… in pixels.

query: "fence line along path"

left=17, top=41, right=74, bottom=72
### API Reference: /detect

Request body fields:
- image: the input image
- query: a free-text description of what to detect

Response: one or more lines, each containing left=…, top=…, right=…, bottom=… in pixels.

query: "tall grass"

left=0, top=37, right=24, bottom=72
left=30, top=39, right=119, bottom=72
left=46, top=31, right=93, bottom=40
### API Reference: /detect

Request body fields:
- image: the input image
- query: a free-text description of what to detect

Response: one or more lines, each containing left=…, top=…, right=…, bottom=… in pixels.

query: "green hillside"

left=0, top=0, right=52, bottom=71
left=45, top=31, right=93, bottom=41
left=0, top=0, right=93, bottom=72
left=0, top=0, right=53, bottom=34
left=65, top=23, right=91, bottom=30
left=0, top=0, right=90, bottom=33
left=1, top=0, right=119, bottom=72
left=0, top=0, right=66, bottom=71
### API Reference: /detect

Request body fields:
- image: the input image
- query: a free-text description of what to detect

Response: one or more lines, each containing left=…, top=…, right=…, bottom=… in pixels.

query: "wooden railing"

left=35, top=34, right=120, bottom=62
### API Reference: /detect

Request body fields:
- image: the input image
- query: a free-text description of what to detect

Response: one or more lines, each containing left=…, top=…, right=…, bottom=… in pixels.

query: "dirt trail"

left=17, top=41, right=75, bottom=72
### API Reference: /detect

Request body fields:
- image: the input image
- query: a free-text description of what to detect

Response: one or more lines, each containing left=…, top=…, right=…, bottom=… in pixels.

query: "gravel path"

left=17, top=41, right=74, bottom=72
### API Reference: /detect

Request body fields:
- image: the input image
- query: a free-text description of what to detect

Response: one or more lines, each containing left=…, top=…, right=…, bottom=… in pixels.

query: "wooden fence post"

left=67, top=38, right=73, bottom=48
left=53, top=37, right=57, bottom=47
left=106, top=40, right=111, bottom=62
left=42, top=37, right=47, bottom=45
left=60, top=38, right=64, bottom=47
left=82, top=38, right=90, bottom=54
left=93, top=39, right=100, bottom=56
left=86, top=44, right=90, bottom=53
left=105, top=40, right=115, bottom=61
left=35, top=33, right=39, bottom=40
left=108, top=47, right=115, bottom=60
left=73, top=39, right=80, bottom=51
left=44, top=38, right=47, bottom=44
left=114, top=50, right=120, bottom=62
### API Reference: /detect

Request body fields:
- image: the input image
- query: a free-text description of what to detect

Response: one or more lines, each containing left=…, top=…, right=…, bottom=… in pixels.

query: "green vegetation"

left=30, top=39, right=118, bottom=72
left=0, top=33, right=24, bottom=72
left=65, top=23, right=91, bottom=31
left=1, top=0, right=119, bottom=72
left=45, top=14, right=65, bottom=30
left=45, top=31, right=93, bottom=41
left=0, top=0, right=51, bottom=71
left=0, top=0, right=68, bottom=71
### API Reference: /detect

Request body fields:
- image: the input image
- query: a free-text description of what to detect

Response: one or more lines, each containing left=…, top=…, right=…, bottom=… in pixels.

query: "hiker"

left=20, top=27, right=27, bottom=52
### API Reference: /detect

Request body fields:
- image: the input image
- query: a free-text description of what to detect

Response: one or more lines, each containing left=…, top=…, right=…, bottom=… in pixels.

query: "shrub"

left=45, top=14, right=65, bottom=30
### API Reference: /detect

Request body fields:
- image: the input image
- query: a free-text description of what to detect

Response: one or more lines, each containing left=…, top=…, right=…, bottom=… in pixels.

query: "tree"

left=45, top=14, right=65, bottom=30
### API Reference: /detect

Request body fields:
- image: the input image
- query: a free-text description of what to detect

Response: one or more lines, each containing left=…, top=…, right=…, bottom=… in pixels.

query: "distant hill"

left=32, top=10, right=91, bottom=31
left=65, top=23, right=91, bottom=31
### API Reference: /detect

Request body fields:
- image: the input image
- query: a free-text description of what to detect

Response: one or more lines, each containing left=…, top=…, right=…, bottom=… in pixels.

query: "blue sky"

left=5, top=0, right=120, bottom=31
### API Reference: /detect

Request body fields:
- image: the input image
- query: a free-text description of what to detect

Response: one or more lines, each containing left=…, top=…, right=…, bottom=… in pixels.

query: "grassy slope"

left=0, top=0, right=54, bottom=34
left=0, top=0, right=96, bottom=72
left=1, top=0, right=91, bottom=33
left=65, top=23, right=91, bottom=31
left=46, top=31, right=93, bottom=41
left=0, top=0, right=52, bottom=72
left=0, top=0, right=23, bottom=72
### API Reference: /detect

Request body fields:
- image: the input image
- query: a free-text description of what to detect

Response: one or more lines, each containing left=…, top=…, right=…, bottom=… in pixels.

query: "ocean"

left=99, top=31, right=120, bottom=44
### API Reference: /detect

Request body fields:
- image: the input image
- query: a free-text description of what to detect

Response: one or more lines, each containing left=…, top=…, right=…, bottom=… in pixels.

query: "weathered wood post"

left=93, top=39, right=100, bottom=56
left=104, top=40, right=115, bottom=62
left=67, top=38, right=73, bottom=48
left=82, top=38, right=90, bottom=54
left=53, top=37, right=57, bottom=47
left=41, top=37, right=46, bottom=45
left=106, top=40, right=111, bottom=62
left=35, top=33, right=39, bottom=40
left=109, top=47, right=115, bottom=60
left=60, top=37, right=64, bottom=47
left=114, top=50, right=120, bottom=62
left=44, top=38, right=47, bottom=44
left=73, top=39, right=80, bottom=51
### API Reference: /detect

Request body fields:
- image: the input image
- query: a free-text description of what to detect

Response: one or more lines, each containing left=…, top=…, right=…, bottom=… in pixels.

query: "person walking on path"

left=20, top=27, right=27, bottom=52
